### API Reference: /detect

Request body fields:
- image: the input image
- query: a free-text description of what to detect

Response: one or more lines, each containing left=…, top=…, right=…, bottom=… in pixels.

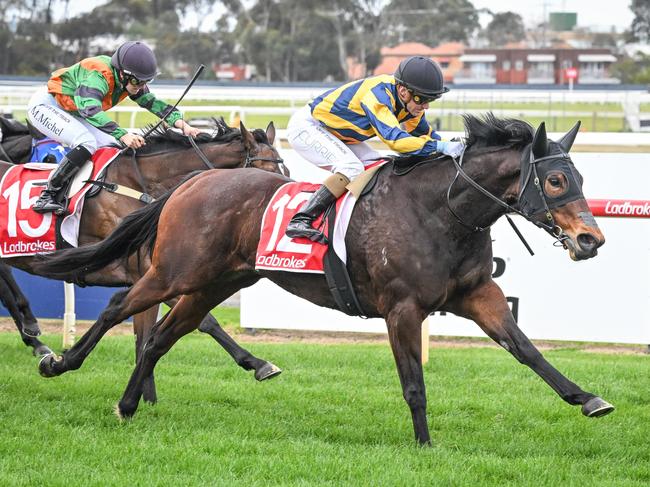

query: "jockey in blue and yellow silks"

left=285, top=56, right=465, bottom=244
left=309, top=75, right=438, bottom=154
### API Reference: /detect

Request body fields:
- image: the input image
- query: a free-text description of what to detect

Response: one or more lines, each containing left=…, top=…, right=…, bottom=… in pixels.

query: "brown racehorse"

left=35, top=114, right=614, bottom=445
left=2, top=120, right=287, bottom=399
left=0, top=116, right=31, bottom=163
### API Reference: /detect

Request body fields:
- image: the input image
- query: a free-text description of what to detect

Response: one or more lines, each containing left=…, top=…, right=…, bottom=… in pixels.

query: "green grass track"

left=1, top=332, right=648, bottom=486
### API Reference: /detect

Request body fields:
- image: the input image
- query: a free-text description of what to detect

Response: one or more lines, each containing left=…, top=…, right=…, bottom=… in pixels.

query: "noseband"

left=446, top=146, right=583, bottom=249
left=243, top=152, right=285, bottom=169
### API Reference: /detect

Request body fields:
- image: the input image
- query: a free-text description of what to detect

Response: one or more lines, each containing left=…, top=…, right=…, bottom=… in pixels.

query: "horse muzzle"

left=564, top=230, right=605, bottom=261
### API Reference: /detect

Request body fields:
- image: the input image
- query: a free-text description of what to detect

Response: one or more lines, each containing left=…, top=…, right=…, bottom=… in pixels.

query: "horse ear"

left=532, top=122, right=548, bottom=158
left=239, top=121, right=257, bottom=150
left=265, top=121, right=276, bottom=145
left=558, top=120, right=581, bottom=153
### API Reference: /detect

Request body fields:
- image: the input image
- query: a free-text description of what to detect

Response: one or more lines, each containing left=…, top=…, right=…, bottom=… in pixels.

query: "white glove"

left=437, top=140, right=465, bottom=158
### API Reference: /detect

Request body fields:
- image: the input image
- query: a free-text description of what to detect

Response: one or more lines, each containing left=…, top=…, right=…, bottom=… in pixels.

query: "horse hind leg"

left=133, top=305, right=162, bottom=404
left=196, top=310, right=282, bottom=381
left=117, top=284, right=234, bottom=420
left=39, top=269, right=177, bottom=378
left=385, top=299, right=431, bottom=445
left=457, top=279, right=614, bottom=418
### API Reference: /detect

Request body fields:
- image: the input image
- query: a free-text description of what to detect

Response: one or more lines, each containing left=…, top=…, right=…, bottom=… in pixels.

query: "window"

left=515, top=60, right=524, bottom=71
left=439, top=61, right=450, bottom=68
left=502, top=60, right=511, bottom=70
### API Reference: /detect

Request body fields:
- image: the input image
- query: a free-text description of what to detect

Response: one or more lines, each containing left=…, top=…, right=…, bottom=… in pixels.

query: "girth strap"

left=85, top=179, right=155, bottom=204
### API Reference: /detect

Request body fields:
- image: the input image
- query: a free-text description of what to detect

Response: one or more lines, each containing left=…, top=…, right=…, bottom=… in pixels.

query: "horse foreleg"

left=118, top=287, right=227, bottom=420
left=458, top=279, right=614, bottom=418
left=0, top=264, right=51, bottom=355
left=0, top=263, right=41, bottom=338
left=385, top=300, right=431, bottom=445
left=195, top=310, right=282, bottom=381
left=133, top=306, right=161, bottom=404
left=0, top=264, right=40, bottom=335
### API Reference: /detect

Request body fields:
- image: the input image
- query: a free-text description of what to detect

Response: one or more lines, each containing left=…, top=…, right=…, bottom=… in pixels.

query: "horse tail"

left=35, top=172, right=204, bottom=280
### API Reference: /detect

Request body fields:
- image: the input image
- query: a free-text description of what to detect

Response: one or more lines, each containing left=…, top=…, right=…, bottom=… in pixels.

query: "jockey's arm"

left=402, top=113, right=441, bottom=140
left=360, top=91, right=438, bottom=157
left=130, top=87, right=200, bottom=136
left=129, top=87, right=182, bottom=128
left=73, top=72, right=128, bottom=140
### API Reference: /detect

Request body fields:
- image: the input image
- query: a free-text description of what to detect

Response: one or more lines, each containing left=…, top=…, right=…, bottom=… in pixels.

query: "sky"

left=471, top=0, right=633, bottom=32
left=63, top=0, right=635, bottom=34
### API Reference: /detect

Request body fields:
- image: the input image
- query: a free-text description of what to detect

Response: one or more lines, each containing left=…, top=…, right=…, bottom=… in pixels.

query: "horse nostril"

left=577, top=233, right=598, bottom=252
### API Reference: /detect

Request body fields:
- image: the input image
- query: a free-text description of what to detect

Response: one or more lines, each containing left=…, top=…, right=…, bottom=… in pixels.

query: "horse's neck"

left=201, top=141, right=245, bottom=169
left=113, top=142, right=245, bottom=196
left=448, top=148, right=521, bottom=228
left=384, top=149, right=520, bottom=230
left=113, top=151, right=206, bottom=196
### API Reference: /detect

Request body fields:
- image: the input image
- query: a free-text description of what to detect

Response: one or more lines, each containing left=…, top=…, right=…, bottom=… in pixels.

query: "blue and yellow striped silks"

left=309, top=75, right=440, bottom=156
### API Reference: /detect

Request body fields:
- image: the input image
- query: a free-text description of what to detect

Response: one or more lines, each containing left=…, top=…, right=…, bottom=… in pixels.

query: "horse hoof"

left=33, top=344, right=54, bottom=357
left=582, top=396, right=615, bottom=418
left=38, top=353, right=61, bottom=378
left=115, top=401, right=137, bottom=421
left=22, top=322, right=41, bottom=338
left=254, top=362, right=282, bottom=381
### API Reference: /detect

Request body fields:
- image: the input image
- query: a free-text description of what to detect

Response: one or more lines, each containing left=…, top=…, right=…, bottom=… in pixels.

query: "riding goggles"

left=408, top=90, right=441, bottom=105
left=123, top=71, right=154, bottom=86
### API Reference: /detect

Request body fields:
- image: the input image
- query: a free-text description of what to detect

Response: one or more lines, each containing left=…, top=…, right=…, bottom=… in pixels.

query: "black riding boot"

left=286, top=185, right=337, bottom=244
left=286, top=172, right=350, bottom=244
left=32, top=145, right=92, bottom=215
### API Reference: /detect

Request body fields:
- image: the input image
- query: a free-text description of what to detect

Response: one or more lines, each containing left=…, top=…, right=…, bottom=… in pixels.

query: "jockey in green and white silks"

left=27, top=40, right=201, bottom=215
left=285, top=56, right=465, bottom=244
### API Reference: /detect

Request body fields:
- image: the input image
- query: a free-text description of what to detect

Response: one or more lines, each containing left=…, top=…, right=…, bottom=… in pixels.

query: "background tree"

left=629, top=0, right=650, bottom=43
left=383, top=0, right=479, bottom=46
left=610, top=53, right=650, bottom=83
left=484, top=11, right=525, bottom=47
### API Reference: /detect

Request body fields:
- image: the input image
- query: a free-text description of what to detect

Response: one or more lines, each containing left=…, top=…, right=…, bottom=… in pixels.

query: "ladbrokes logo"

left=604, top=200, right=650, bottom=216
left=3, top=240, right=55, bottom=254
left=256, top=253, right=307, bottom=269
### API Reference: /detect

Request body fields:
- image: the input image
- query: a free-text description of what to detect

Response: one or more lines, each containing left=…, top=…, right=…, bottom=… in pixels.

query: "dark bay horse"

left=0, top=116, right=31, bottom=163
left=3, top=119, right=287, bottom=396
left=35, top=114, right=614, bottom=445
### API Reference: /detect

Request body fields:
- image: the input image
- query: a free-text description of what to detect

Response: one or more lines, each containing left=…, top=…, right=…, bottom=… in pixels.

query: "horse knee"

left=402, top=384, right=426, bottom=411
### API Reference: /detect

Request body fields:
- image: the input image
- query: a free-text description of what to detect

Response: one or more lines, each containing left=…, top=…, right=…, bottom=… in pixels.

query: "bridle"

left=188, top=133, right=285, bottom=172
left=243, top=151, right=285, bottom=169
left=446, top=144, right=584, bottom=251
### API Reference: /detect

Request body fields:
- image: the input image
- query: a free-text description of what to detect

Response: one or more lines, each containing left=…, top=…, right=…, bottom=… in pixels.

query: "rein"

left=446, top=148, right=571, bottom=254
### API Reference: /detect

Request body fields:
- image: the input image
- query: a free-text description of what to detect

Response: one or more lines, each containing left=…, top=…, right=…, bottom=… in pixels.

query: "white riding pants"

left=286, top=104, right=383, bottom=181
left=26, top=88, right=118, bottom=154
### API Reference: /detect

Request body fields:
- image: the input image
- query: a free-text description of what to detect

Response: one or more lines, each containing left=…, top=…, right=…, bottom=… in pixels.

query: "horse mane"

left=463, top=112, right=533, bottom=150
left=392, top=113, right=533, bottom=167
left=135, top=117, right=270, bottom=156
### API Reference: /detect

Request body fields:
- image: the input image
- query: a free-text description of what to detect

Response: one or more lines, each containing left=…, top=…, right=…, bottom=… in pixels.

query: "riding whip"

left=141, top=64, right=206, bottom=140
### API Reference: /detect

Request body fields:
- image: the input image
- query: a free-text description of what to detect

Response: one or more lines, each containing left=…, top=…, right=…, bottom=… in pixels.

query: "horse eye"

left=549, top=176, right=561, bottom=187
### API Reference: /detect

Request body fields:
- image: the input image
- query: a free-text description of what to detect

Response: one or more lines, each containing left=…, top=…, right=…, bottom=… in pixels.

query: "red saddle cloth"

left=0, top=147, right=120, bottom=257
left=256, top=182, right=346, bottom=274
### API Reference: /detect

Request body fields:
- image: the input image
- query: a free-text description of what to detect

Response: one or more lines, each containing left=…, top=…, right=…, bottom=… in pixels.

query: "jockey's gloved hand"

left=437, top=140, right=465, bottom=158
